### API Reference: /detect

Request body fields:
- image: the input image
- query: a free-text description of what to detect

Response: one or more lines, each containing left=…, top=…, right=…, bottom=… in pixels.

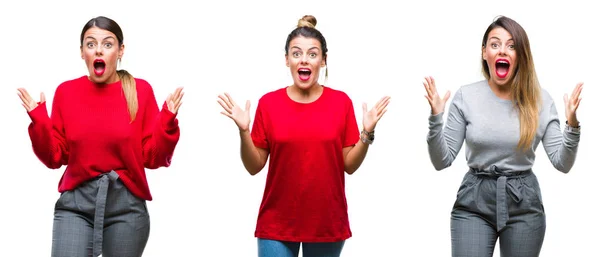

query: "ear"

left=481, top=45, right=487, bottom=60
left=119, top=44, right=125, bottom=59
left=321, top=54, right=327, bottom=67
left=80, top=45, right=84, bottom=59
left=285, top=53, right=290, bottom=67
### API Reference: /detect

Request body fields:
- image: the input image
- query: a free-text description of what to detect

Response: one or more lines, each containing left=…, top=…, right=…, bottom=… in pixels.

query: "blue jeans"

left=257, top=238, right=345, bottom=257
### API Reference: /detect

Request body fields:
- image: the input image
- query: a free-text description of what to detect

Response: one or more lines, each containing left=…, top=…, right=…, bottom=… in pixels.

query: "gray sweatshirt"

left=427, top=80, right=580, bottom=173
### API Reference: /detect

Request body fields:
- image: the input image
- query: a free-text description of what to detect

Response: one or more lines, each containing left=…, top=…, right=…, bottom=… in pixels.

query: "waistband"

left=468, top=166, right=532, bottom=232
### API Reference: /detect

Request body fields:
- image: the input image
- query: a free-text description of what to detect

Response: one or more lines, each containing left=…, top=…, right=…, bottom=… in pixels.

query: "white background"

left=0, top=0, right=597, bottom=256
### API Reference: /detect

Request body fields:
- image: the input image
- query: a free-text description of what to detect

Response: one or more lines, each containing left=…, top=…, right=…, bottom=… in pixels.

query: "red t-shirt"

left=251, top=86, right=360, bottom=242
left=27, top=75, right=180, bottom=200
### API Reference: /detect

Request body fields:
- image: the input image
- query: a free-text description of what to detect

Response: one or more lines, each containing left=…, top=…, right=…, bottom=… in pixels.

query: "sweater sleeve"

left=426, top=88, right=467, bottom=171
left=141, top=87, right=181, bottom=169
left=27, top=89, right=69, bottom=169
left=541, top=100, right=580, bottom=173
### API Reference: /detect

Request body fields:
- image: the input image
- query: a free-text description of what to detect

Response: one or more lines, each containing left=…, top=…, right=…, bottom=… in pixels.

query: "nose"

left=498, top=46, right=507, bottom=56
left=95, top=44, right=103, bottom=56
left=300, top=54, right=309, bottom=64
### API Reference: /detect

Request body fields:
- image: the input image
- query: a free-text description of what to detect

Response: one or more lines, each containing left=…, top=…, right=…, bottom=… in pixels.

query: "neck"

left=287, top=83, right=323, bottom=103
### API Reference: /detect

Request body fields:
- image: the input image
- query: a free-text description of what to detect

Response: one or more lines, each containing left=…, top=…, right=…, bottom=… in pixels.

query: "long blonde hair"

left=481, top=16, right=541, bottom=151
left=81, top=16, right=138, bottom=122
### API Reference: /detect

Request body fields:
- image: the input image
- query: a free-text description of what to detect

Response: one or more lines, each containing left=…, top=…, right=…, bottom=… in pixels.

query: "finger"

left=21, top=103, right=31, bottom=112
left=443, top=91, right=451, bottom=102
left=18, top=88, right=33, bottom=101
left=563, top=93, right=568, bottom=106
left=376, top=96, right=391, bottom=109
left=429, top=76, right=437, bottom=91
left=17, top=91, right=30, bottom=105
left=220, top=111, right=234, bottom=120
left=218, top=94, right=233, bottom=109
left=377, top=109, right=388, bottom=120
left=575, top=97, right=582, bottom=109
left=173, top=92, right=184, bottom=106
left=174, top=101, right=183, bottom=113
left=217, top=100, right=232, bottom=113
left=377, top=98, right=391, bottom=113
left=224, top=93, right=238, bottom=107
left=423, top=81, right=433, bottom=97
left=17, top=88, right=33, bottom=103
left=362, top=103, right=367, bottom=114
left=572, top=83, right=583, bottom=100
left=245, top=100, right=251, bottom=112
left=166, top=93, right=173, bottom=104
left=571, top=82, right=582, bottom=96
left=424, top=95, right=433, bottom=104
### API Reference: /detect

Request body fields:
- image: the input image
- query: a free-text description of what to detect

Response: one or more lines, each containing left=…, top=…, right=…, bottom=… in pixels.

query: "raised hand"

left=166, top=87, right=184, bottom=114
left=362, top=96, right=391, bottom=132
left=563, top=82, right=583, bottom=127
left=17, top=88, right=45, bottom=112
left=423, top=76, right=450, bottom=115
left=218, top=93, right=251, bottom=132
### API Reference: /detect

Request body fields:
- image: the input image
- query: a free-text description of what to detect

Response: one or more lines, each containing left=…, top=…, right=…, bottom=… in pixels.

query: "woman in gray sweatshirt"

left=424, top=16, right=582, bottom=257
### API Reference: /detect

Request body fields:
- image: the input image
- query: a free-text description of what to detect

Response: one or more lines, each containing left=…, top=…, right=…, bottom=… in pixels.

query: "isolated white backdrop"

left=0, top=0, right=597, bottom=256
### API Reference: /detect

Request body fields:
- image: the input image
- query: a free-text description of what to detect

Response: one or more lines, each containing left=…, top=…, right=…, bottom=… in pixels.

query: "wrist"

left=360, top=130, right=375, bottom=145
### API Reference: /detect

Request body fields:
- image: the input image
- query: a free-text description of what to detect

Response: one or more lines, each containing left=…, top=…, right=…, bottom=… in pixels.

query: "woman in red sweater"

left=218, top=15, right=390, bottom=257
left=17, top=16, right=182, bottom=257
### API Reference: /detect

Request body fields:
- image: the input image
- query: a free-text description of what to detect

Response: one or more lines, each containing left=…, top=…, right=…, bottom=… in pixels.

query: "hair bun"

left=297, top=15, right=317, bottom=28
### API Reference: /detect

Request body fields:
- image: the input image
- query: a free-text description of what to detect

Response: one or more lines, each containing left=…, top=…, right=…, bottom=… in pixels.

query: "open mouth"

left=93, top=59, right=106, bottom=76
left=495, top=59, right=510, bottom=79
left=298, top=68, right=311, bottom=82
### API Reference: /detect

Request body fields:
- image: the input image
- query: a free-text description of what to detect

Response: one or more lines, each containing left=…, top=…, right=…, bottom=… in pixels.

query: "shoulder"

left=457, top=80, right=487, bottom=95
left=55, top=76, right=88, bottom=96
left=324, top=86, right=351, bottom=100
left=258, top=87, right=286, bottom=104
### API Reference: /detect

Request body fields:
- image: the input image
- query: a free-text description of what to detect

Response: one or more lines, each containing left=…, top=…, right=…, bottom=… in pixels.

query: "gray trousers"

left=51, top=171, right=150, bottom=257
left=451, top=168, right=546, bottom=257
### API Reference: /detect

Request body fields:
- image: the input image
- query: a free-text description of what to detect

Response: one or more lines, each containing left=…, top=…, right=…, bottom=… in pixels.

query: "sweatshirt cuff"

left=27, top=102, right=50, bottom=125
left=428, top=112, right=444, bottom=127
left=160, top=101, right=179, bottom=132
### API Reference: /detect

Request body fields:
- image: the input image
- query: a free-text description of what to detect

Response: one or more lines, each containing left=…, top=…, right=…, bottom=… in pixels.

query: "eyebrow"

left=488, top=36, right=514, bottom=42
left=290, top=46, right=321, bottom=51
left=84, top=36, right=116, bottom=41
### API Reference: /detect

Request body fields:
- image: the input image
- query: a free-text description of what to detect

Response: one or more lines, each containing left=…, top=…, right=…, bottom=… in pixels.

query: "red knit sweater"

left=27, top=75, right=180, bottom=200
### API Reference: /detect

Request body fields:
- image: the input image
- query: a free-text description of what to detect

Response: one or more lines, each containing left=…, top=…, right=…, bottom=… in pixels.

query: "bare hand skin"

left=218, top=93, right=251, bottom=132
left=423, top=76, right=451, bottom=115
left=363, top=96, right=391, bottom=132
left=166, top=87, right=184, bottom=114
left=17, top=88, right=45, bottom=112
left=563, top=82, right=583, bottom=127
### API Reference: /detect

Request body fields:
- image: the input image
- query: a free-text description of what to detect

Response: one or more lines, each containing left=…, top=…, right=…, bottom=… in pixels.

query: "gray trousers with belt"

left=51, top=171, right=150, bottom=257
left=451, top=168, right=546, bottom=257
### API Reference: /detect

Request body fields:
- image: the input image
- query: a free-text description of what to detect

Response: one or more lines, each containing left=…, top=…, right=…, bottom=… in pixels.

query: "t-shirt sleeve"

left=251, top=99, right=269, bottom=149
left=343, top=96, right=360, bottom=147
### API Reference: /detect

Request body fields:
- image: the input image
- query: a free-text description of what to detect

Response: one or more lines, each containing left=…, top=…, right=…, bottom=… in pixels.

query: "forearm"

left=545, top=123, right=580, bottom=173
left=427, top=113, right=456, bottom=170
left=239, top=130, right=266, bottom=175
left=344, top=138, right=369, bottom=174
left=143, top=108, right=180, bottom=169
left=27, top=104, right=67, bottom=169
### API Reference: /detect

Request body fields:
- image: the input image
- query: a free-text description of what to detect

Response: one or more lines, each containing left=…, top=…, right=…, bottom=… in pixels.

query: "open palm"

left=363, top=96, right=391, bottom=132
left=423, top=76, right=450, bottom=115
left=218, top=93, right=251, bottom=132
left=564, top=82, right=583, bottom=127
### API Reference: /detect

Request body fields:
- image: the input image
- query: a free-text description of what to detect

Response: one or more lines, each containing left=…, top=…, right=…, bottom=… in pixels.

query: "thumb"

left=563, top=93, right=568, bottom=106
left=362, top=102, right=367, bottom=114
left=40, top=92, right=46, bottom=103
left=245, top=100, right=251, bottom=111
left=166, top=93, right=172, bottom=103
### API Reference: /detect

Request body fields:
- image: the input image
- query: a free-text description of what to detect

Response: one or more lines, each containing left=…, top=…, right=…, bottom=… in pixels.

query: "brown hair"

left=81, top=16, right=138, bottom=122
left=481, top=16, right=541, bottom=151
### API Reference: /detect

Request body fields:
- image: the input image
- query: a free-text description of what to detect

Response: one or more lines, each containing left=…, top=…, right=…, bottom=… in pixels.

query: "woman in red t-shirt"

left=17, top=16, right=183, bottom=257
left=218, top=15, right=390, bottom=257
